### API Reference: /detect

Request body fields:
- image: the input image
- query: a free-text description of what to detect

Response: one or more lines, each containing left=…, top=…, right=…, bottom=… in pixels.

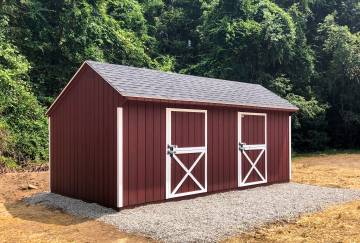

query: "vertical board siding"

left=49, top=64, right=124, bottom=208
left=123, top=102, right=290, bottom=207
left=50, top=70, right=291, bottom=208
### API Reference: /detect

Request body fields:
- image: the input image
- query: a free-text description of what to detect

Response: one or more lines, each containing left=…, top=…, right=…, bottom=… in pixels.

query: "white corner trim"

left=289, top=115, right=292, bottom=181
left=117, top=107, right=123, bottom=208
left=165, top=108, right=171, bottom=199
left=237, top=112, right=242, bottom=187
left=48, top=116, right=51, bottom=191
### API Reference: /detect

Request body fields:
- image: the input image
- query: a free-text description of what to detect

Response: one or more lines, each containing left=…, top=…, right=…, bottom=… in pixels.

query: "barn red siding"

left=123, top=101, right=290, bottom=207
left=49, top=64, right=124, bottom=208
left=49, top=64, right=291, bottom=208
left=123, top=102, right=167, bottom=206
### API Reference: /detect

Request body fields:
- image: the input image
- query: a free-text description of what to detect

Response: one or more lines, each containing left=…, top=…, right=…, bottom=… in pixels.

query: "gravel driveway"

left=25, top=183, right=360, bottom=242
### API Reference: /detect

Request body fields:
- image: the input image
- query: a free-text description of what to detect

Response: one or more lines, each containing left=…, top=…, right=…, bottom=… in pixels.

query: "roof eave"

left=125, top=96, right=299, bottom=112
left=47, top=60, right=299, bottom=115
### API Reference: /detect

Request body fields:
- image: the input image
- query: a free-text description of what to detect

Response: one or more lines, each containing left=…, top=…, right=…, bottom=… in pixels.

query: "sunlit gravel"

left=25, top=183, right=360, bottom=242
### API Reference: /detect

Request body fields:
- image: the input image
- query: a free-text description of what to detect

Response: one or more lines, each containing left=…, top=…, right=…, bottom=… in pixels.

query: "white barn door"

left=238, top=112, right=267, bottom=187
left=166, top=108, right=207, bottom=199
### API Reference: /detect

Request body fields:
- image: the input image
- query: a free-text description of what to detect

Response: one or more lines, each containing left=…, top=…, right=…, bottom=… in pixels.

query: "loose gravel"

left=24, top=183, right=360, bottom=242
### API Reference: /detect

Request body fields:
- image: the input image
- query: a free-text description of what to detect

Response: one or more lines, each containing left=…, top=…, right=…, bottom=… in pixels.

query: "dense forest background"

left=0, top=0, right=359, bottom=166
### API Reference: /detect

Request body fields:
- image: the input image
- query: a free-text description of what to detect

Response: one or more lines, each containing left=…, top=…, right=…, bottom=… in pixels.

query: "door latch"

left=167, top=144, right=178, bottom=156
left=238, top=142, right=246, bottom=151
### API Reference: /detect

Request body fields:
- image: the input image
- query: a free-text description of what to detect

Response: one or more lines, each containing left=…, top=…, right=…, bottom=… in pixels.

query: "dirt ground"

left=292, top=153, right=360, bottom=189
left=225, top=152, right=360, bottom=242
left=0, top=172, right=151, bottom=243
left=1, top=153, right=360, bottom=242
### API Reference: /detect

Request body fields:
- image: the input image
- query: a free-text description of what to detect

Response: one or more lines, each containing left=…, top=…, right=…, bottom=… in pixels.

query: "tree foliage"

left=4, top=0, right=173, bottom=104
left=0, top=0, right=360, bottom=165
left=316, top=14, right=360, bottom=148
left=0, top=16, right=48, bottom=164
left=188, top=0, right=297, bottom=82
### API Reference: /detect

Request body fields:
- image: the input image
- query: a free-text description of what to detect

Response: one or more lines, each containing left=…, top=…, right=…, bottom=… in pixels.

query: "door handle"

left=167, top=144, right=178, bottom=156
left=238, top=142, right=247, bottom=151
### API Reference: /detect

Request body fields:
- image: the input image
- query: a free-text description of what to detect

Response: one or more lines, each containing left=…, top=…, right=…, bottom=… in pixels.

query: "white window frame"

left=117, top=107, right=123, bottom=208
left=166, top=108, right=207, bottom=199
left=238, top=112, right=268, bottom=187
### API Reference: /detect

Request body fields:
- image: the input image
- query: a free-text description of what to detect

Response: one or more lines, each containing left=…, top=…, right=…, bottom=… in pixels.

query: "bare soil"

left=225, top=153, right=360, bottom=242
left=0, top=172, right=151, bottom=243
left=292, top=153, right=360, bottom=189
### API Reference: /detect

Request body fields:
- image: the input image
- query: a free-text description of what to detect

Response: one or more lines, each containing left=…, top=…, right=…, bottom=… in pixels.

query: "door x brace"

left=241, top=149, right=266, bottom=184
left=171, top=151, right=205, bottom=195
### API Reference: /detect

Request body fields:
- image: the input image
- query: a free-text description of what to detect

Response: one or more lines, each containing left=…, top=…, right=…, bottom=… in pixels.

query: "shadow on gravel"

left=3, top=201, right=90, bottom=226
left=22, top=192, right=117, bottom=221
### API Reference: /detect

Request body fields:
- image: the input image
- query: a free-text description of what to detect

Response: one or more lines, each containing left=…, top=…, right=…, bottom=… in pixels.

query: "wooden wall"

left=122, top=101, right=290, bottom=207
left=49, top=64, right=124, bottom=208
left=49, top=65, right=290, bottom=208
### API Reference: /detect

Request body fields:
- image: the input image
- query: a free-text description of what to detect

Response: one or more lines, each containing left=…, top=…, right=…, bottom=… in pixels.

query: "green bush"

left=0, top=17, right=48, bottom=165
left=0, top=156, right=18, bottom=169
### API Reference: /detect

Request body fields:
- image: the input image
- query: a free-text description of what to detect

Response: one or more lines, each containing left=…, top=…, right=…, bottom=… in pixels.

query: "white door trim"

left=289, top=115, right=292, bottom=181
left=166, top=108, right=207, bottom=199
left=48, top=116, right=51, bottom=191
left=238, top=112, right=267, bottom=187
left=117, top=107, right=123, bottom=208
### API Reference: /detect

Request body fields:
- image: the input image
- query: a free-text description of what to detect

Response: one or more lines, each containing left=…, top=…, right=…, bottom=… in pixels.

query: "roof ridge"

left=84, top=60, right=298, bottom=111
left=85, top=60, right=261, bottom=87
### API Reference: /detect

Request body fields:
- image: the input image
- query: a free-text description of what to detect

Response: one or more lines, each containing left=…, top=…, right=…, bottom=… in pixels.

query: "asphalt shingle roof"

left=86, top=61, right=297, bottom=111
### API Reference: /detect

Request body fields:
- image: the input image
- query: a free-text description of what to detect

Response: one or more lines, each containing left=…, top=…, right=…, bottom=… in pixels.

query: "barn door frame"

left=237, top=112, right=267, bottom=187
left=165, top=108, right=208, bottom=199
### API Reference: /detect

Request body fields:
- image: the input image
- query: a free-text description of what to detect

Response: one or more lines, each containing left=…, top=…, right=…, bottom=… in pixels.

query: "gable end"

left=46, top=62, right=124, bottom=116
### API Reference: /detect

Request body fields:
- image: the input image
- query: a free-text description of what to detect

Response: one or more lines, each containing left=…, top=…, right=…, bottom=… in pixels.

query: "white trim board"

left=117, top=107, right=123, bottom=208
left=48, top=116, right=51, bottom=191
left=289, top=115, right=292, bottom=181
left=238, top=112, right=268, bottom=187
left=165, top=108, right=208, bottom=199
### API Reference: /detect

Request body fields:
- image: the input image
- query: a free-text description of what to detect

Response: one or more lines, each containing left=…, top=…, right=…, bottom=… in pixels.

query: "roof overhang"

left=47, top=61, right=299, bottom=116
left=124, top=96, right=299, bottom=113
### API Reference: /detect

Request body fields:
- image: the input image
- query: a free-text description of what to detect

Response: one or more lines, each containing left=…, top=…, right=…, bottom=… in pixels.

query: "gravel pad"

left=24, top=183, right=360, bottom=242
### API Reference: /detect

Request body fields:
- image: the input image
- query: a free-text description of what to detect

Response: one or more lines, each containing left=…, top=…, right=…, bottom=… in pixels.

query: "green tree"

left=188, top=0, right=297, bottom=82
left=5, top=0, right=172, bottom=105
left=1, top=0, right=360, bottom=154
left=59, top=0, right=154, bottom=66
left=0, top=16, right=48, bottom=164
left=185, top=0, right=328, bottom=151
left=141, top=0, right=203, bottom=71
left=270, top=76, right=328, bottom=151
left=316, top=14, right=360, bottom=148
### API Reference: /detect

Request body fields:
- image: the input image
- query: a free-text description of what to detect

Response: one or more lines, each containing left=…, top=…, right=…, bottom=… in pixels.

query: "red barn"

left=47, top=61, right=298, bottom=209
